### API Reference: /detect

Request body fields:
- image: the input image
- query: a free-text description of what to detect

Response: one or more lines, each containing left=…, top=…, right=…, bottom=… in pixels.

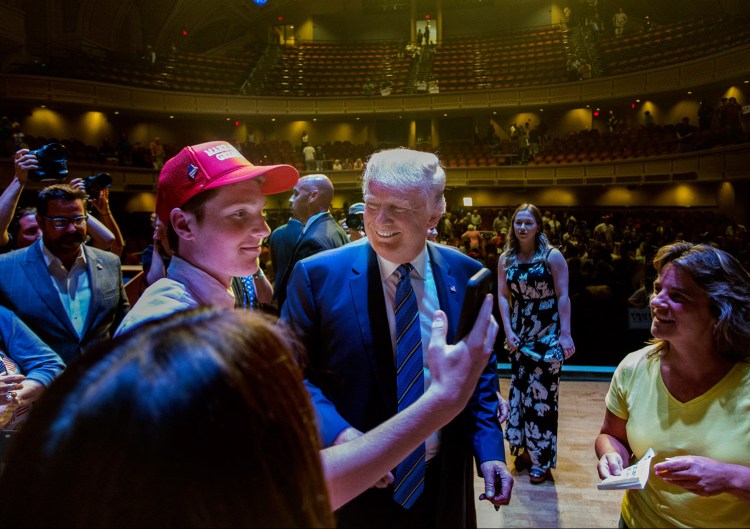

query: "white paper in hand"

left=597, top=448, right=655, bottom=490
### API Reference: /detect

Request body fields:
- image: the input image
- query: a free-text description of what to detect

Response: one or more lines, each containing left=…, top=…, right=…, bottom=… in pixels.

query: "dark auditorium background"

left=1, top=0, right=749, bottom=372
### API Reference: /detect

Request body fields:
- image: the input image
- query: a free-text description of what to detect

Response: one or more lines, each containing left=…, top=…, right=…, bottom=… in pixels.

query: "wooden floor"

left=475, top=379, right=625, bottom=528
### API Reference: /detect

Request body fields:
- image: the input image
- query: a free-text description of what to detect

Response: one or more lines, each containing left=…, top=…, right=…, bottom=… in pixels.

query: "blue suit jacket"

left=282, top=240, right=503, bottom=527
left=0, top=241, right=129, bottom=366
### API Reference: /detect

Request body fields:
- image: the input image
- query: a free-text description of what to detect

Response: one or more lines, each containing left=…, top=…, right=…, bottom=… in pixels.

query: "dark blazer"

left=275, top=211, right=349, bottom=309
left=0, top=242, right=129, bottom=366
left=282, top=240, right=504, bottom=528
left=269, top=218, right=303, bottom=295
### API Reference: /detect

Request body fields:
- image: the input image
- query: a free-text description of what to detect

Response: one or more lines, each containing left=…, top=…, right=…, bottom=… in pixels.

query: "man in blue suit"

left=0, top=184, right=129, bottom=366
left=275, top=173, right=349, bottom=310
left=282, top=148, right=513, bottom=528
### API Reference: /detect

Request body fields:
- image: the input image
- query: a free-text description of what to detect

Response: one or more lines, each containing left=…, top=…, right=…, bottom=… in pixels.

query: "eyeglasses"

left=42, top=215, right=88, bottom=229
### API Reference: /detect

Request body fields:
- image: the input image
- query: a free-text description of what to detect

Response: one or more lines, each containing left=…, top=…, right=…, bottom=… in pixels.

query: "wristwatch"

left=252, top=268, right=264, bottom=279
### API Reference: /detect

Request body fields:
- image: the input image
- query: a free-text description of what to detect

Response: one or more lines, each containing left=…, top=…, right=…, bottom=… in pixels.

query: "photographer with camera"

left=344, top=202, right=366, bottom=242
left=1, top=148, right=122, bottom=257
left=70, top=172, right=124, bottom=258
left=0, top=150, right=34, bottom=252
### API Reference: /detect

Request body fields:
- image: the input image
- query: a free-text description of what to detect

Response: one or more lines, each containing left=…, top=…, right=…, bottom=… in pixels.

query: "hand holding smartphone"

left=456, top=267, right=492, bottom=341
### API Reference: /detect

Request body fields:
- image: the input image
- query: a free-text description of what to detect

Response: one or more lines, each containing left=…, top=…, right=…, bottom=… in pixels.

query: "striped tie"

left=392, top=263, right=425, bottom=509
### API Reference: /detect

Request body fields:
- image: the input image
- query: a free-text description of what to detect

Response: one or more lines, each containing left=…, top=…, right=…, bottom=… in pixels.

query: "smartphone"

left=456, top=267, right=492, bottom=341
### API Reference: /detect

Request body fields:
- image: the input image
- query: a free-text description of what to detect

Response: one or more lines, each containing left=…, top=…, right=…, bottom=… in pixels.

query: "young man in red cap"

left=115, top=140, right=298, bottom=336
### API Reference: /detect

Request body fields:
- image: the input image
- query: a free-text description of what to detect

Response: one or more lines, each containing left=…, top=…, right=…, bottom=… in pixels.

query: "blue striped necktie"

left=392, top=263, right=425, bottom=509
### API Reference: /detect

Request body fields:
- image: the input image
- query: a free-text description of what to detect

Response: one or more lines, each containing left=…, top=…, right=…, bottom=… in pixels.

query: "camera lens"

left=28, top=143, right=69, bottom=181
left=84, top=172, right=113, bottom=196
left=346, top=214, right=363, bottom=231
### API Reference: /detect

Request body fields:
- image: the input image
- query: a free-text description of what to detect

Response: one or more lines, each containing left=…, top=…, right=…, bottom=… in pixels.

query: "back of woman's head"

left=653, top=241, right=750, bottom=362
left=0, top=308, right=332, bottom=528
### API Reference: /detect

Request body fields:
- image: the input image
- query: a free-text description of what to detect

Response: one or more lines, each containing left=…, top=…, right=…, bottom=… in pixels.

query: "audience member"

left=595, top=242, right=750, bottom=528
left=0, top=184, right=129, bottom=366
left=497, top=203, right=575, bottom=484
left=461, top=223, right=484, bottom=258
left=274, top=173, right=349, bottom=310
left=282, top=148, right=512, bottom=527
left=149, top=137, right=165, bottom=169
left=612, top=7, right=628, bottom=36
left=303, top=142, right=317, bottom=171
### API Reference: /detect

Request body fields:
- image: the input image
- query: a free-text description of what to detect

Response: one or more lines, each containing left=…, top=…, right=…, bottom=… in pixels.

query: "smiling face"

left=364, top=181, right=440, bottom=264
left=649, top=263, right=716, bottom=351
left=173, top=179, right=270, bottom=286
left=39, top=199, right=87, bottom=260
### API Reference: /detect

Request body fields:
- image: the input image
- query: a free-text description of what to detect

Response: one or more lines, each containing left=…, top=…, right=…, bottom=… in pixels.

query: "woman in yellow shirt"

left=595, top=242, right=750, bottom=528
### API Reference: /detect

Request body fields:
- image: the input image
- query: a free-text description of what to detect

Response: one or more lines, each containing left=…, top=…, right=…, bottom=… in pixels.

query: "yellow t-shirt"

left=606, top=346, right=750, bottom=528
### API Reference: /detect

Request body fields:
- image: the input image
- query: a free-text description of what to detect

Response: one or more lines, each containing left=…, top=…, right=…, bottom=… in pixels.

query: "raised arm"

left=89, top=188, right=125, bottom=257
left=321, top=295, right=499, bottom=509
left=68, top=178, right=116, bottom=252
left=0, top=150, right=33, bottom=246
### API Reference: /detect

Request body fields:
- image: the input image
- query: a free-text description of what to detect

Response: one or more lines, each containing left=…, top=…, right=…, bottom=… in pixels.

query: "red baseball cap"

left=155, top=141, right=298, bottom=223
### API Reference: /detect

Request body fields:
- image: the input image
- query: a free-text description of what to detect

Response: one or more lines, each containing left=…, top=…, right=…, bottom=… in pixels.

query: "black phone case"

left=456, top=267, right=491, bottom=340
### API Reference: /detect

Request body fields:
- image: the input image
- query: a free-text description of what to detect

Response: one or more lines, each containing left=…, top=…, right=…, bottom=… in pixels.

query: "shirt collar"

left=303, top=211, right=328, bottom=234
left=166, top=255, right=236, bottom=310
left=376, top=244, right=428, bottom=282
left=40, top=238, right=86, bottom=269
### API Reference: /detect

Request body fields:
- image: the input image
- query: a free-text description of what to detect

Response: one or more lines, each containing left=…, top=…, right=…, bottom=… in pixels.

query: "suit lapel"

left=81, top=245, right=102, bottom=335
left=350, top=243, right=397, bottom=407
left=428, top=243, right=462, bottom=343
left=23, top=243, right=78, bottom=336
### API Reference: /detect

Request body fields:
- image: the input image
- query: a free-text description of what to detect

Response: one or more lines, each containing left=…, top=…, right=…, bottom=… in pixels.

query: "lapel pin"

left=450, top=285, right=456, bottom=293
left=187, top=164, right=199, bottom=180
left=97, top=263, right=103, bottom=270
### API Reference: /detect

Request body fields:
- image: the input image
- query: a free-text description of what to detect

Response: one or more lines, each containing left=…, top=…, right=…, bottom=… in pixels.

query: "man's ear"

left=428, top=210, right=442, bottom=229
left=170, top=208, right=196, bottom=241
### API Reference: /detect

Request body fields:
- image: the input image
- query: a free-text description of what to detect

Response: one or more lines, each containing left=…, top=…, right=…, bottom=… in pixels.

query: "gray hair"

left=361, top=148, right=446, bottom=217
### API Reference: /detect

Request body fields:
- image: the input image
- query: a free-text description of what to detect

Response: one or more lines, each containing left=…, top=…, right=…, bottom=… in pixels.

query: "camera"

left=346, top=213, right=363, bottom=231
left=83, top=172, right=113, bottom=197
left=28, top=143, right=69, bottom=181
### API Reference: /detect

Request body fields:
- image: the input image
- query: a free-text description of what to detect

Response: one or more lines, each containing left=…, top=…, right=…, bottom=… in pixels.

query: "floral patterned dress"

left=503, top=248, right=563, bottom=470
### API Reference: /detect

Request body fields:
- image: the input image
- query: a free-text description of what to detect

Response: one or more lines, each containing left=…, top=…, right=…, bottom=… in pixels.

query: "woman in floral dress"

left=497, top=204, right=575, bottom=483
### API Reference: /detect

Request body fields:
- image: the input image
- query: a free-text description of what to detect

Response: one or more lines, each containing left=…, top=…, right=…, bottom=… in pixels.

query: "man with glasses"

left=0, top=184, right=129, bottom=366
